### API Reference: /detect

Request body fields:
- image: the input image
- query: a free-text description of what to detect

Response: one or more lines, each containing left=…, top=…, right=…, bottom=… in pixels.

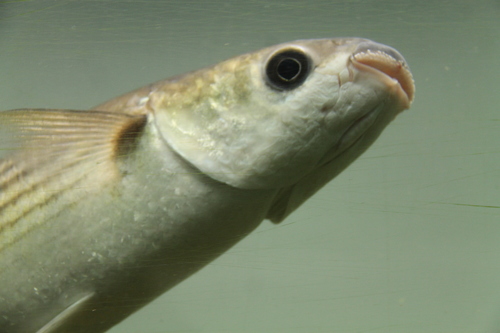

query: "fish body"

left=0, top=38, right=414, bottom=332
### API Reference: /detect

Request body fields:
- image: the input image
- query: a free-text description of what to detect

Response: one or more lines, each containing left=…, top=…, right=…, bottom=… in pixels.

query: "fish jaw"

left=266, top=41, right=415, bottom=222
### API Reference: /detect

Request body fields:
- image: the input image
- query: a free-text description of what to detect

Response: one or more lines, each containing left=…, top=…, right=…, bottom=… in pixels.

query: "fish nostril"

left=320, top=100, right=336, bottom=112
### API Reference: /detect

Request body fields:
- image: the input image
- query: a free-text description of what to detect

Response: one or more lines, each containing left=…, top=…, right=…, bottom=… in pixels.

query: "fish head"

left=152, top=38, right=414, bottom=199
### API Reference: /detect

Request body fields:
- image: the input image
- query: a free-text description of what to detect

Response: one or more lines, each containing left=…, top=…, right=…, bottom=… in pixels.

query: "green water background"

left=0, top=1, right=498, bottom=332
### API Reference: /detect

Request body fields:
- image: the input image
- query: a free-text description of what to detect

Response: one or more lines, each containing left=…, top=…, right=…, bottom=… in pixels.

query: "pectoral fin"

left=0, top=109, right=147, bottom=249
left=36, top=293, right=95, bottom=333
left=0, top=108, right=147, bottom=161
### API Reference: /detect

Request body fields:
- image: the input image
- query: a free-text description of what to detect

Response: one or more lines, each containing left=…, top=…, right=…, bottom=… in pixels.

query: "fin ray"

left=36, top=293, right=96, bottom=333
left=0, top=109, right=147, bottom=249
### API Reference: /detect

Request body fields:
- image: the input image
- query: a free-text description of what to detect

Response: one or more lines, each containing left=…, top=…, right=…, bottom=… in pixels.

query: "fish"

left=0, top=38, right=414, bottom=333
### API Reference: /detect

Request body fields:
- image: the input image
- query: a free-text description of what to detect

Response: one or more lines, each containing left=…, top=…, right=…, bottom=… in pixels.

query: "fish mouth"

left=317, top=42, right=414, bottom=168
left=350, top=43, right=415, bottom=110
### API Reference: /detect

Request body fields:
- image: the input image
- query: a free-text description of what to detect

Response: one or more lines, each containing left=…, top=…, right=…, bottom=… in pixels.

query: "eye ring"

left=265, top=48, right=311, bottom=91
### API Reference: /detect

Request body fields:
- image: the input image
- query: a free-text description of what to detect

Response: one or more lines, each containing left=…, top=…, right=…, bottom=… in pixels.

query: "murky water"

left=0, top=1, right=498, bottom=332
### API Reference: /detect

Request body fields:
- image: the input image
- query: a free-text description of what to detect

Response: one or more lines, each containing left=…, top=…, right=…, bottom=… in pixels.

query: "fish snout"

left=350, top=41, right=415, bottom=109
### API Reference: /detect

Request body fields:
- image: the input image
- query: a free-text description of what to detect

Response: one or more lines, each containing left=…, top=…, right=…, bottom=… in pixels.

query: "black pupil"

left=277, top=58, right=301, bottom=81
left=265, top=49, right=309, bottom=90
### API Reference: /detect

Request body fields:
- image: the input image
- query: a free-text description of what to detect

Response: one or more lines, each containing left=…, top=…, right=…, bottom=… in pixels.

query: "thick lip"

left=350, top=50, right=415, bottom=109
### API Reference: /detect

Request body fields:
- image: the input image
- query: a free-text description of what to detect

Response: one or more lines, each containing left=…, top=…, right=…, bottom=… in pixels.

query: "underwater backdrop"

left=0, top=1, right=498, bottom=332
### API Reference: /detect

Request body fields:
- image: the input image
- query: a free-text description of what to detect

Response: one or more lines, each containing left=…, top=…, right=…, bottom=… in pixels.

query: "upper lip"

left=350, top=50, right=415, bottom=109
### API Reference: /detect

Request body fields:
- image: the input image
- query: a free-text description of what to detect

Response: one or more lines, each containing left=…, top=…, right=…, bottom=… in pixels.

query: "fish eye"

left=265, top=48, right=311, bottom=91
